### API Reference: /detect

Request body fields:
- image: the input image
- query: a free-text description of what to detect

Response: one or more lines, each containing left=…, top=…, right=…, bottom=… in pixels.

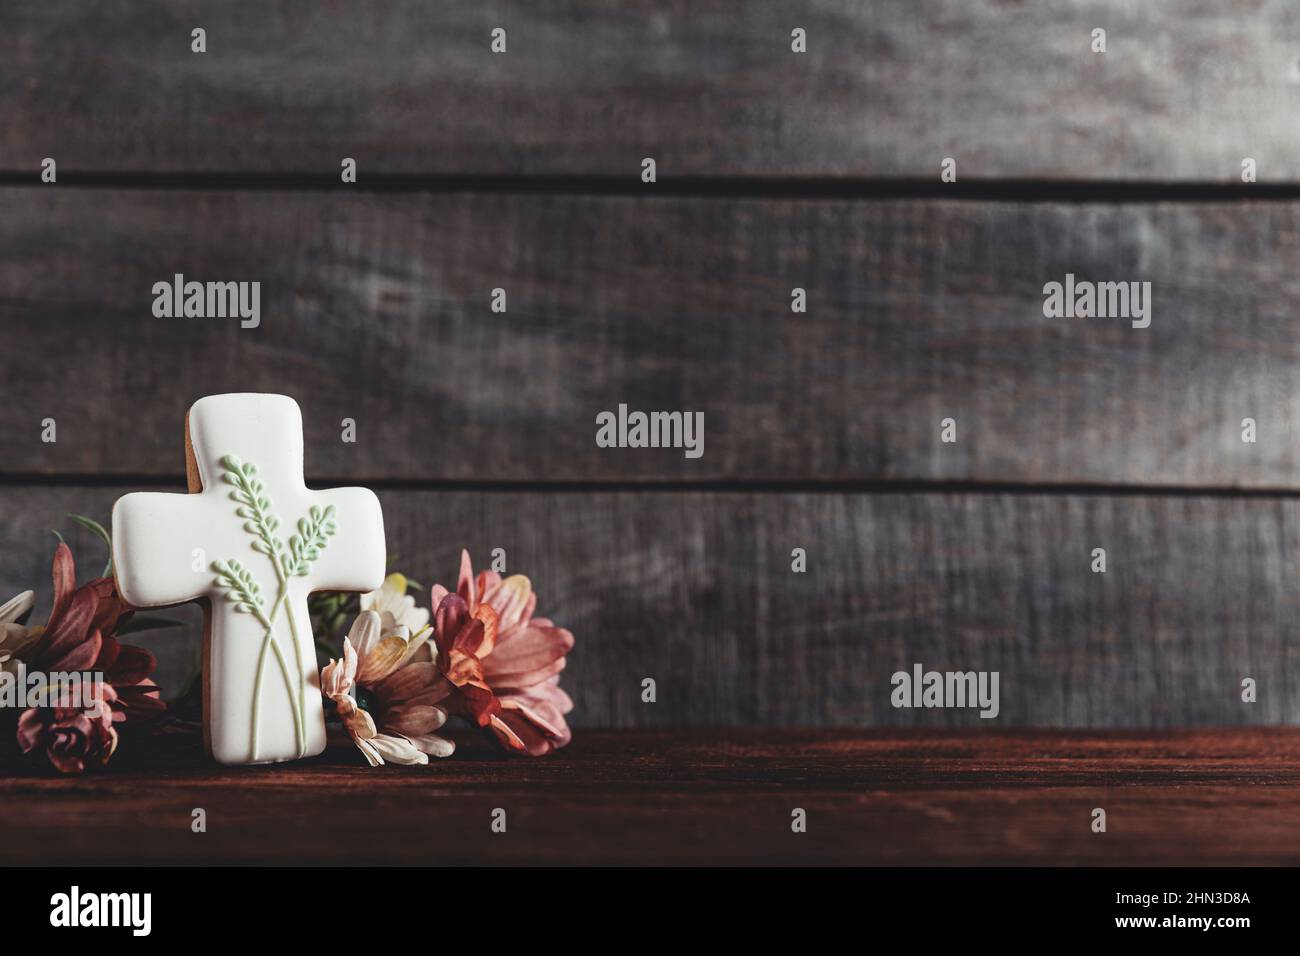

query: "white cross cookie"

left=112, top=393, right=386, bottom=764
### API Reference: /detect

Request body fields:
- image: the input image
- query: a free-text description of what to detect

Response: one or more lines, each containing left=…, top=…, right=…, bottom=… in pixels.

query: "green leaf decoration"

left=66, top=513, right=114, bottom=577
left=116, top=615, right=188, bottom=635
left=212, top=558, right=266, bottom=615
left=286, top=503, right=337, bottom=577
left=220, top=454, right=286, bottom=563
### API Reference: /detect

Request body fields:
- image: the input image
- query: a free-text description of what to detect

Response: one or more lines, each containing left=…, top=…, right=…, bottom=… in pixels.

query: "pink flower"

left=431, top=551, right=574, bottom=756
left=321, top=610, right=455, bottom=766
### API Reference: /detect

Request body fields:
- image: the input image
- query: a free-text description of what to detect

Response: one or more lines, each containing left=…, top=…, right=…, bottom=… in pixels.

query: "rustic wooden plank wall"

left=5, top=1, right=1300, bottom=180
left=6, top=486, right=1300, bottom=727
left=2, top=3, right=1297, bottom=726
left=5, top=192, right=1300, bottom=485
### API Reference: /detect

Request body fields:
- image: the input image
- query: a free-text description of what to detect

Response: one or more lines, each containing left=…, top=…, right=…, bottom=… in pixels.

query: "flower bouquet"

left=2, top=517, right=575, bottom=773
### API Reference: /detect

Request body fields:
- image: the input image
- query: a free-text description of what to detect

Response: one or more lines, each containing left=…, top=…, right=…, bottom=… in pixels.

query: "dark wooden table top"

left=4, top=728, right=1300, bottom=865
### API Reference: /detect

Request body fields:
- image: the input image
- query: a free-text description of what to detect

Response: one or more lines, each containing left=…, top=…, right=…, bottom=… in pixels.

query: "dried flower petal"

left=16, top=543, right=163, bottom=772
left=430, top=551, right=574, bottom=756
left=0, top=590, right=35, bottom=625
left=324, top=612, right=455, bottom=766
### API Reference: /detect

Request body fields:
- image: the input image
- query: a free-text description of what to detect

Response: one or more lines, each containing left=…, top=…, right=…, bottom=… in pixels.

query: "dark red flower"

left=17, top=700, right=118, bottom=773
left=17, top=543, right=164, bottom=772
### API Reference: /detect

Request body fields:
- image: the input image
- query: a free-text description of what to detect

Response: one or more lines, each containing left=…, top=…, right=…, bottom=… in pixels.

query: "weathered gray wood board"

left=3, top=3, right=1295, bottom=740
left=4, top=1, right=1298, bottom=179
left=4, top=189, right=1299, bottom=486
left=3, top=485, right=1295, bottom=727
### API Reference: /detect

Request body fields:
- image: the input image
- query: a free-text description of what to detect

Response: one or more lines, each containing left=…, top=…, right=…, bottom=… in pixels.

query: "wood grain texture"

left=5, top=1, right=1299, bottom=179
left=4, top=484, right=1298, bottom=727
left=2, top=728, right=1299, bottom=864
left=6, top=190, right=1300, bottom=485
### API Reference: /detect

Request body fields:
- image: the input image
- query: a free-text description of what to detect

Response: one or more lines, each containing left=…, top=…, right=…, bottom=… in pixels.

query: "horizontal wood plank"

left=4, top=190, right=1300, bottom=486
left=3, top=728, right=1300, bottom=864
left=5, top=2, right=1298, bottom=180
left=3, top=485, right=1298, bottom=727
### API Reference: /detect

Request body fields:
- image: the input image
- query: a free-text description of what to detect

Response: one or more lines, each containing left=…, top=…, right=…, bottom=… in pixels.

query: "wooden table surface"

left=5, top=728, right=1300, bottom=866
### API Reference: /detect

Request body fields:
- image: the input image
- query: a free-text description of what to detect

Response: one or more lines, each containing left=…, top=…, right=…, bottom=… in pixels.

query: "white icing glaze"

left=112, top=393, right=385, bottom=765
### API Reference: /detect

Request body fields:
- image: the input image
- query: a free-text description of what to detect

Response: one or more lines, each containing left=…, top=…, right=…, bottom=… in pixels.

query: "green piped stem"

left=215, top=454, right=335, bottom=763
left=282, top=595, right=309, bottom=758
left=268, top=555, right=307, bottom=758
left=248, top=599, right=303, bottom=761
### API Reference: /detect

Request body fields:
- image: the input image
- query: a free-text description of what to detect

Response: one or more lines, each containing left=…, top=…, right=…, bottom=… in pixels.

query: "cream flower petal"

left=397, top=628, right=431, bottom=667
left=360, top=573, right=406, bottom=614
left=342, top=638, right=359, bottom=683
left=368, top=733, right=430, bottom=765
left=361, top=574, right=431, bottom=634
left=0, top=623, right=39, bottom=671
left=356, top=629, right=412, bottom=685
left=355, top=737, right=384, bottom=767
left=400, top=605, right=430, bottom=633
left=351, top=622, right=434, bottom=687
left=408, top=733, right=456, bottom=758
left=0, top=591, right=34, bottom=626
left=347, top=610, right=383, bottom=660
